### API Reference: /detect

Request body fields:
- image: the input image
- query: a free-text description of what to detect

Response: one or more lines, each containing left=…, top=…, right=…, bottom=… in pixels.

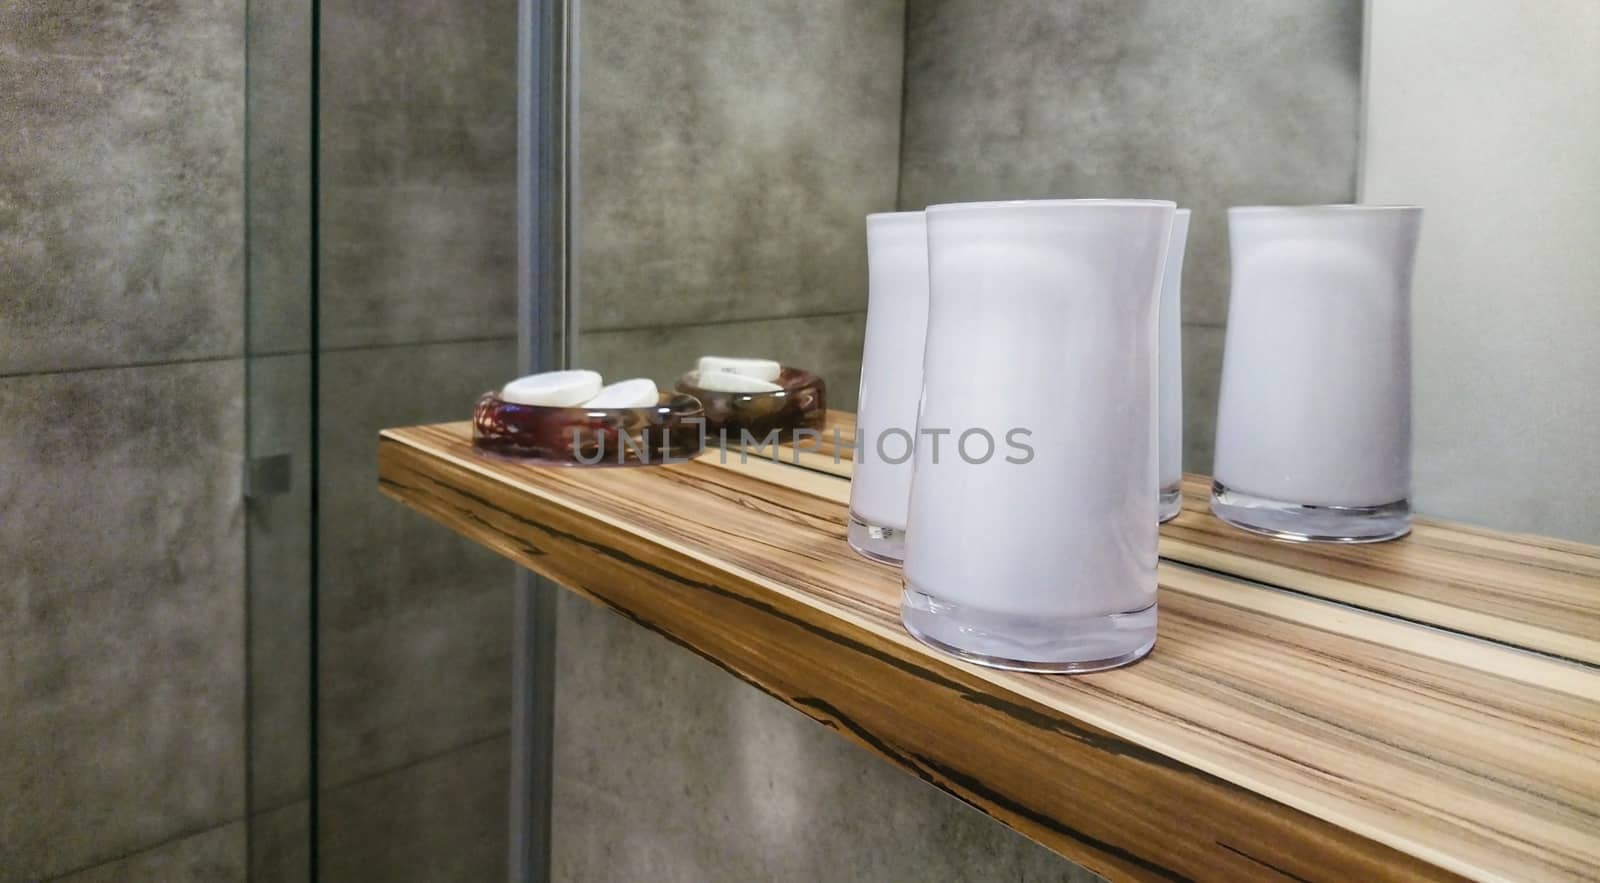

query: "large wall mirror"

left=565, top=0, right=1598, bottom=544
left=548, top=5, right=1597, bottom=876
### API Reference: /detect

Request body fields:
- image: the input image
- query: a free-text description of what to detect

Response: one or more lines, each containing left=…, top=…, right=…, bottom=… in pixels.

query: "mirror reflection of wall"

left=573, top=1, right=905, bottom=412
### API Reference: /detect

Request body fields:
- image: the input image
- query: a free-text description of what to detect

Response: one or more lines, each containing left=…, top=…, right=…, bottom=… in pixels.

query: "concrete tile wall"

left=318, top=0, right=518, bottom=350
left=552, top=593, right=1100, bottom=883
left=318, top=736, right=510, bottom=883
left=0, top=0, right=250, bottom=879
left=250, top=801, right=311, bottom=883
left=53, top=823, right=246, bottom=883
left=572, top=0, right=904, bottom=408
left=248, top=0, right=313, bottom=356
left=316, top=340, right=517, bottom=788
left=898, top=0, right=1364, bottom=474
left=0, top=363, right=247, bottom=882
left=0, top=0, right=245, bottom=376
left=574, top=0, right=904, bottom=335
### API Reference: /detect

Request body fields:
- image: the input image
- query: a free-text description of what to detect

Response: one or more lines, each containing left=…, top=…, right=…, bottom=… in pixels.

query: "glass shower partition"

left=244, top=0, right=524, bottom=878
left=244, top=0, right=314, bottom=877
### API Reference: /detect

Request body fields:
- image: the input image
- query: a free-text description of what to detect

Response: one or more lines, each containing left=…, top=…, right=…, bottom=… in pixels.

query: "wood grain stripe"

left=698, top=454, right=1600, bottom=701
left=777, top=413, right=1600, bottom=666
left=1163, top=475, right=1600, bottom=666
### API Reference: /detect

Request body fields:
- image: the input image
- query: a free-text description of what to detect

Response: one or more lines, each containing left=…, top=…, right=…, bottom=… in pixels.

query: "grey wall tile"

left=317, top=0, right=517, bottom=349
left=1181, top=323, right=1225, bottom=477
left=317, top=339, right=516, bottom=786
left=576, top=0, right=904, bottom=331
left=250, top=800, right=310, bottom=883
left=578, top=312, right=867, bottom=411
left=0, top=361, right=245, bottom=882
left=552, top=592, right=1100, bottom=883
left=319, top=737, right=509, bottom=883
left=0, top=1, right=244, bottom=374
left=248, top=354, right=313, bottom=810
left=320, top=0, right=517, bottom=189
left=898, top=0, right=1363, bottom=326
left=248, top=0, right=313, bottom=356
left=53, top=823, right=246, bottom=883
left=319, top=185, right=516, bottom=349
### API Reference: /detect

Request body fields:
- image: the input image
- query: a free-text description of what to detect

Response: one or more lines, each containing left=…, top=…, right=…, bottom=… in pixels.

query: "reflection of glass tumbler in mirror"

left=1158, top=209, right=1191, bottom=522
left=1211, top=205, right=1422, bottom=543
left=901, top=200, right=1173, bottom=673
left=849, top=212, right=929, bottom=564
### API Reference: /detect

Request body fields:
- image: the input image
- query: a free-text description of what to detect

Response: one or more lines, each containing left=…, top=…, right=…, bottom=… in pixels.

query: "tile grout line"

left=0, top=335, right=523, bottom=381
left=0, top=323, right=1225, bottom=383
left=314, top=333, right=518, bottom=357
left=0, top=352, right=247, bottom=382
left=584, top=308, right=867, bottom=337
left=36, top=730, right=514, bottom=881
left=36, top=818, right=242, bottom=882
left=313, top=728, right=512, bottom=799
left=583, top=316, right=1227, bottom=337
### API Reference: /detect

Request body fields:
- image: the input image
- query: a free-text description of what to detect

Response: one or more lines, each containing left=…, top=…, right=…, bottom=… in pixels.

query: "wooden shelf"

left=379, top=421, right=1600, bottom=883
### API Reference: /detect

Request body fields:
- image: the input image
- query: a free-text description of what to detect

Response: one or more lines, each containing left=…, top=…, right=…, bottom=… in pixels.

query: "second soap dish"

left=674, top=367, right=826, bottom=436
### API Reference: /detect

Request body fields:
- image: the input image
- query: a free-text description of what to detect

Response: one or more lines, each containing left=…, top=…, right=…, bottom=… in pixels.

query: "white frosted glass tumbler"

left=1159, top=209, right=1191, bottom=522
left=901, top=199, right=1174, bottom=673
left=1211, top=205, right=1422, bottom=543
left=849, top=212, right=930, bottom=563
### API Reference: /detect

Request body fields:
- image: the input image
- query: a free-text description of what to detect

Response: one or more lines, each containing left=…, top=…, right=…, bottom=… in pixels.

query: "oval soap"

left=581, top=378, right=660, bottom=409
left=501, top=370, right=604, bottom=407
left=695, top=356, right=782, bottom=383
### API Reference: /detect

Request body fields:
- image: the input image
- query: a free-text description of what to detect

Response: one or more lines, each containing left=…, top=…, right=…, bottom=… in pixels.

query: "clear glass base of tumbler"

left=848, top=512, right=905, bottom=564
left=1209, top=480, right=1411, bottom=544
left=900, top=587, right=1156, bottom=674
left=1158, top=485, right=1181, bottom=523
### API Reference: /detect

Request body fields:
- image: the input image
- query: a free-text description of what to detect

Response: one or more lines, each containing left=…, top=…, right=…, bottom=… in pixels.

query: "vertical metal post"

left=509, top=577, right=558, bottom=883
left=511, top=0, right=570, bottom=879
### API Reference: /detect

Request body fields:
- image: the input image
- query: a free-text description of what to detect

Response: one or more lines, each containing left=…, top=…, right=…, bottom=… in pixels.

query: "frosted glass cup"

left=1159, top=209, right=1191, bottom=522
left=1211, top=205, right=1422, bottom=543
left=901, top=199, right=1174, bottom=673
left=849, top=212, right=930, bottom=563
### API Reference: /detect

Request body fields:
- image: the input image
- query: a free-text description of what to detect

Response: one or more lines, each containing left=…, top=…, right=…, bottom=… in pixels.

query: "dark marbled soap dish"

left=472, top=392, right=705, bottom=465
left=674, top=367, right=826, bottom=436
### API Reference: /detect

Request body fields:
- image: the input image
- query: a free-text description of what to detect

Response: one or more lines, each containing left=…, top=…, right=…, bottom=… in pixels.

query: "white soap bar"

left=581, top=378, right=660, bottom=409
left=695, top=356, right=782, bottom=383
left=695, top=372, right=783, bottom=394
left=501, top=370, right=603, bottom=407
